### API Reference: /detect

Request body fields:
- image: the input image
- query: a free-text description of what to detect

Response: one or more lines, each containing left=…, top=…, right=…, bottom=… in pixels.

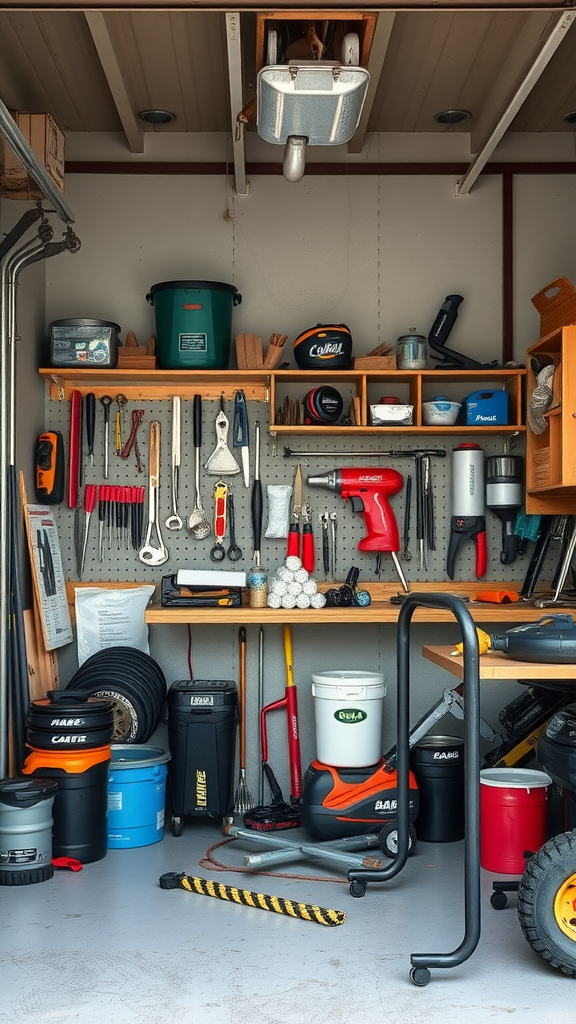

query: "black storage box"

left=167, top=679, right=238, bottom=833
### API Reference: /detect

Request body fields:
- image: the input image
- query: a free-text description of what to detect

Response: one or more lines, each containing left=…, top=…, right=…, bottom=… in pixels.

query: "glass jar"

left=396, top=330, right=427, bottom=370
left=248, top=565, right=268, bottom=608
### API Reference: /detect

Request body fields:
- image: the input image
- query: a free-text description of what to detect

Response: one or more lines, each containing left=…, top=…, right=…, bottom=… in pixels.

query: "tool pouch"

left=161, top=575, right=242, bottom=607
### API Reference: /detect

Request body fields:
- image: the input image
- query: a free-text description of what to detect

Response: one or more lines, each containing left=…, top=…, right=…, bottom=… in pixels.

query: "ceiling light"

left=137, top=110, right=176, bottom=125
left=257, top=62, right=370, bottom=183
left=434, top=109, right=472, bottom=126
left=563, top=111, right=576, bottom=124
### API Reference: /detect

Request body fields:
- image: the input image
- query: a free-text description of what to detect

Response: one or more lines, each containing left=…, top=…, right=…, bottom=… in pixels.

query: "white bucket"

left=311, top=671, right=386, bottom=767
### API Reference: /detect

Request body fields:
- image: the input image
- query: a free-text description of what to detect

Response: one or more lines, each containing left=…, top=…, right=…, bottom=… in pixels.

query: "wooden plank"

left=423, top=644, right=576, bottom=680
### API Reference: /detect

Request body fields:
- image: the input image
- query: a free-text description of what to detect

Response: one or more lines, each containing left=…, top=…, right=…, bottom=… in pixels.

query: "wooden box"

left=531, top=278, right=576, bottom=339
left=0, top=112, right=65, bottom=199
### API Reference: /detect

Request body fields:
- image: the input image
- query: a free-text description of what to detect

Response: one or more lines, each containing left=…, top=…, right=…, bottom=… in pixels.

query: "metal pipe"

left=0, top=96, right=75, bottom=224
left=0, top=233, right=46, bottom=775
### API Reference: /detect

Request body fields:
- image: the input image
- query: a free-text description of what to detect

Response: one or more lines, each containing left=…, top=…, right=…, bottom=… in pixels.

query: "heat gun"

left=306, top=468, right=409, bottom=591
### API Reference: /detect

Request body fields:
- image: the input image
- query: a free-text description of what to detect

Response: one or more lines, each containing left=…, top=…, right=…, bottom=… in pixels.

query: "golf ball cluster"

left=267, top=556, right=327, bottom=610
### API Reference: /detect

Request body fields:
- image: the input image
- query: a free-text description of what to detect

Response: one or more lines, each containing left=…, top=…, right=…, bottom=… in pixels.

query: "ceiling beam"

left=84, top=10, right=144, bottom=154
left=348, top=12, right=396, bottom=155
left=457, top=10, right=576, bottom=196
left=225, top=11, right=249, bottom=198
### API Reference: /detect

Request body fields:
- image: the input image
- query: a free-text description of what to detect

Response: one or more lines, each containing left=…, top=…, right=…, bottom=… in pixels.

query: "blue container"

left=107, top=745, right=170, bottom=849
left=465, top=389, right=509, bottom=426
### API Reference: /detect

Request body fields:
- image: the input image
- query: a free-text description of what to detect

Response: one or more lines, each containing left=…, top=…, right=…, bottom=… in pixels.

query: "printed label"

left=334, top=708, right=367, bottom=724
left=179, top=333, right=208, bottom=353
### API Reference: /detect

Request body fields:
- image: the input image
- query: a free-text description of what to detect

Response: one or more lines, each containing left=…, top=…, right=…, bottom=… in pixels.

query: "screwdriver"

left=80, top=484, right=97, bottom=579
left=86, top=392, right=96, bottom=465
left=100, top=395, right=113, bottom=479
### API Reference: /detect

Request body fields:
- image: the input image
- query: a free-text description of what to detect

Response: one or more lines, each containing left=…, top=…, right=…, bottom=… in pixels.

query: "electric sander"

left=299, top=760, right=419, bottom=853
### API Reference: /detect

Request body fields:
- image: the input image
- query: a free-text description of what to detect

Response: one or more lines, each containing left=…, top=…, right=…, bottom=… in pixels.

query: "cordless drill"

left=307, top=468, right=409, bottom=591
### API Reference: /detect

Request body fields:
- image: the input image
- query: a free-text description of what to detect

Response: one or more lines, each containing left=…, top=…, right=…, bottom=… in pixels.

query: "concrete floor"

left=1, top=821, right=575, bottom=1024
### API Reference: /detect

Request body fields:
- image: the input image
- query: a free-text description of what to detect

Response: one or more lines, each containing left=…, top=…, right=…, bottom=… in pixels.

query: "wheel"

left=349, top=879, right=367, bottom=898
left=517, top=829, right=576, bottom=977
left=171, top=815, right=183, bottom=837
left=490, top=890, right=508, bottom=910
left=341, top=32, right=360, bottom=66
left=410, top=966, right=431, bottom=987
left=379, top=822, right=417, bottom=858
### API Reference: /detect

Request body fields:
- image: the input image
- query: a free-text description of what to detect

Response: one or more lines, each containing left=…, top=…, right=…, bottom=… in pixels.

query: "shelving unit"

left=525, top=325, right=576, bottom=514
left=42, top=366, right=526, bottom=436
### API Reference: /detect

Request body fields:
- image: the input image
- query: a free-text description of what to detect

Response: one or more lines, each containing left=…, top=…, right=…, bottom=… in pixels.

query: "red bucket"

left=480, top=768, right=552, bottom=874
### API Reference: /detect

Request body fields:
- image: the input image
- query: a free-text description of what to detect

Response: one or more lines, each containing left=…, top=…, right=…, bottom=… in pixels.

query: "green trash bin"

left=146, top=280, right=242, bottom=370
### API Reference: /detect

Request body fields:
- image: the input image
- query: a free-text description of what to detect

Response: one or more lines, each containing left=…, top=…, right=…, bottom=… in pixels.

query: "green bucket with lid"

left=146, top=280, right=242, bottom=370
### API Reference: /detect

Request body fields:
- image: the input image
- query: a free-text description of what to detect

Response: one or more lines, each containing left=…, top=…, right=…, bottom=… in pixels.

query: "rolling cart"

left=347, top=593, right=482, bottom=987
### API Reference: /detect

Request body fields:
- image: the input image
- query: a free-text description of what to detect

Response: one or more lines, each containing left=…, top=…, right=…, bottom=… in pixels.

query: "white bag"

left=75, top=586, right=155, bottom=666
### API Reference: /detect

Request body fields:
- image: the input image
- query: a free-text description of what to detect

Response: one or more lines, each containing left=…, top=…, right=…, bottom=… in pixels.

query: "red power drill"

left=307, top=468, right=409, bottom=591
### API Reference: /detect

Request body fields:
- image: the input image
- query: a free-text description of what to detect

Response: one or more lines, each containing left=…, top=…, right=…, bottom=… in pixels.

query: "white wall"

left=36, top=136, right=576, bottom=797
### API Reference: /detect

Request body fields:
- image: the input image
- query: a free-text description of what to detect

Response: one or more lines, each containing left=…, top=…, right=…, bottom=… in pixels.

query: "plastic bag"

left=75, top=586, right=155, bottom=666
left=265, top=484, right=292, bottom=538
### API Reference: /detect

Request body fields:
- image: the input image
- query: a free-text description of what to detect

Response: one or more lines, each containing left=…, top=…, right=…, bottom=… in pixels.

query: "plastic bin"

left=146, top=280, right=241, bottom=369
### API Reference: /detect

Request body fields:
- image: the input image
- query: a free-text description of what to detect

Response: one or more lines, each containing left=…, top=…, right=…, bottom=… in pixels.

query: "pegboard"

left=43, top=390, right=547, bottom=591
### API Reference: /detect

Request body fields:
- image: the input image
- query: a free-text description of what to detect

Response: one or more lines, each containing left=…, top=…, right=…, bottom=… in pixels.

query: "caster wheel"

left=410, top=966, right=431, bottom=987
left=349, top=879, right=367, bottom=898
left=491, top=890, right=508, bottom=910
left=171, top=816, right=183, bottom=837
left=379, top=821, right=417, bottom=858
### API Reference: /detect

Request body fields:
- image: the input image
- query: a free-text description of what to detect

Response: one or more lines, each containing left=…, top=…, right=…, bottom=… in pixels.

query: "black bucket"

left=410, top=735, right=465, bottom=843
left=22, top=746, right=111, bottom=863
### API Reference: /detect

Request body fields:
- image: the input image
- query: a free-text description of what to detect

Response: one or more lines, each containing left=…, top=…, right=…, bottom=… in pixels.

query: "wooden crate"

left=531, top=278, right=576, bottom=338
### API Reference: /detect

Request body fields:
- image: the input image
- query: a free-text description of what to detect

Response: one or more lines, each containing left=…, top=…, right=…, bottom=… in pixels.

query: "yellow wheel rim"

left=554, top=873, right=576, bottom=941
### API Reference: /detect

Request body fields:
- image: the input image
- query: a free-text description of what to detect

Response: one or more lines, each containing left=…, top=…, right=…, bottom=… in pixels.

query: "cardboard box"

left=1, top=112, right=65, bottom=199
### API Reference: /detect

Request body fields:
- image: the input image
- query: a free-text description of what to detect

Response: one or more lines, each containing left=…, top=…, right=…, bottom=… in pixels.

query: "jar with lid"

left=396, top=330, right=427, bottom=370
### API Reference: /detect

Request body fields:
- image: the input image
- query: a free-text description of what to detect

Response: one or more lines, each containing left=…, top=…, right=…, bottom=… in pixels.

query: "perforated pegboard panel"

left=45, top=391, right=538, bottom=590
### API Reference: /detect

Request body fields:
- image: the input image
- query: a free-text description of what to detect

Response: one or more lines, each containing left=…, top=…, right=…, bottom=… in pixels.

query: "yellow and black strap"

left=159, top=872, right=346, bottom=927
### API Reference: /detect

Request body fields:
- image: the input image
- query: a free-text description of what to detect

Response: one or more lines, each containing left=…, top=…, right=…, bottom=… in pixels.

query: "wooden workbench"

left=423, top=645, right=576, bottom=681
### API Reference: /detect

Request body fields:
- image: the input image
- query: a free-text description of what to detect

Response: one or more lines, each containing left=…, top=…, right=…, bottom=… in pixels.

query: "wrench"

left=138, top=421, right=168, bottom=565
left=165, top=396, right=183, bottom=530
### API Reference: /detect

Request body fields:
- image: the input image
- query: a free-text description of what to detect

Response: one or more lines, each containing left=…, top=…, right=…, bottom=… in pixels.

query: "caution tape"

left=159, top=872, right=346, bottom=927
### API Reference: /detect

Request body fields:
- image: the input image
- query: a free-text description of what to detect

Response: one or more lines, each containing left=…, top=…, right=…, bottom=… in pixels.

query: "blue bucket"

left=107, top=745, right=171, bottom=849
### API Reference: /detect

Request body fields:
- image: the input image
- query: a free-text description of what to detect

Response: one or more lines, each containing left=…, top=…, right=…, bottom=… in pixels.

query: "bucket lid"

left=110, top=744, right=171, bottom=769
left=312, top=671, right=384, bottom=685
left=0, top=777, right=58, bottom=806
left=480, top=768, right=552, bottom=789
left=146, top=281, right=241, bottom=305
left=49, top=318, right=121, bottom=333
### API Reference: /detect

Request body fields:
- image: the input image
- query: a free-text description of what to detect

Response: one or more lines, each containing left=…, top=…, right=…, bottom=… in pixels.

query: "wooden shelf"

left=42, top=366, right=526, bottom=437
left=423, top=644, right=576, bottom=681
left=67, top=581, right=555, bottom=626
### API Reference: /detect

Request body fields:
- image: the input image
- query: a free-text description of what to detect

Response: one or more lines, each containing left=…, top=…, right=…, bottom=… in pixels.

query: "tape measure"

left=35, top=431, right=65, bottom=505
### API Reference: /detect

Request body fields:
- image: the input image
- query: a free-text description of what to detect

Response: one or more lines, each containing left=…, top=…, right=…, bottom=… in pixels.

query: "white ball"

left=287, top=580, right=303, bottom=596
left=285, top=555, right=302, bottom=572
left=294, top=568, right=309, bottom=583
left=267, top=593, right=282, bottom=608
left=302, top=579, right=317, bottom=595
left=310, top=591, right=327, bottom=609
left=296, top=593, right=311, bottom=609
left=281, top=593, right=297, bottom=609
left=270, top=580, right=287, bottom=596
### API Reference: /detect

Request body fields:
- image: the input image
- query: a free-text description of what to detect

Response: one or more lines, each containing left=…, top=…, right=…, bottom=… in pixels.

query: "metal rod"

left=0, top=96, right=75, bottom=224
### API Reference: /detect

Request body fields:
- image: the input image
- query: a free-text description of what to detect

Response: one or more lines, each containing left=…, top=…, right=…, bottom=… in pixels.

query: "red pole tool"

left=260, top=624, right=302, bottom=804
left=80, top=484, right=97, bottom=579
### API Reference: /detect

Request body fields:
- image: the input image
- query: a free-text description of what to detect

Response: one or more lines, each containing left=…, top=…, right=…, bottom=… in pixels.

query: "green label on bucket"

left=179, top=333, right=208, bottom=353
left=334, top=708, right=367, bottom=724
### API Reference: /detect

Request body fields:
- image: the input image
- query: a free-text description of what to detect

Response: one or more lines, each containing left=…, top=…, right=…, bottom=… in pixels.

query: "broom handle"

left=282, top=624, right=302, bottom=801
left=239, top=626, right=246, bottom=770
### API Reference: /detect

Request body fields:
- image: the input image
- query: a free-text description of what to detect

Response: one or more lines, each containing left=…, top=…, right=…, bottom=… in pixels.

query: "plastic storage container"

left=410, top=735, right=465, bottom=842
left=0, top=778, right=58, bottom=885
left=22, top=746, right=111, bottom=863
left=49, top=319, right=121, bottom=368
left=146, top=280, right=242, bottom=370
left=167, top=679, right=238, bottom=831
left=480, top=767, right=552, bottom=873
left=107, top=745, right=170, bottom=849
left=311, top=671, right=386, bottom=768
